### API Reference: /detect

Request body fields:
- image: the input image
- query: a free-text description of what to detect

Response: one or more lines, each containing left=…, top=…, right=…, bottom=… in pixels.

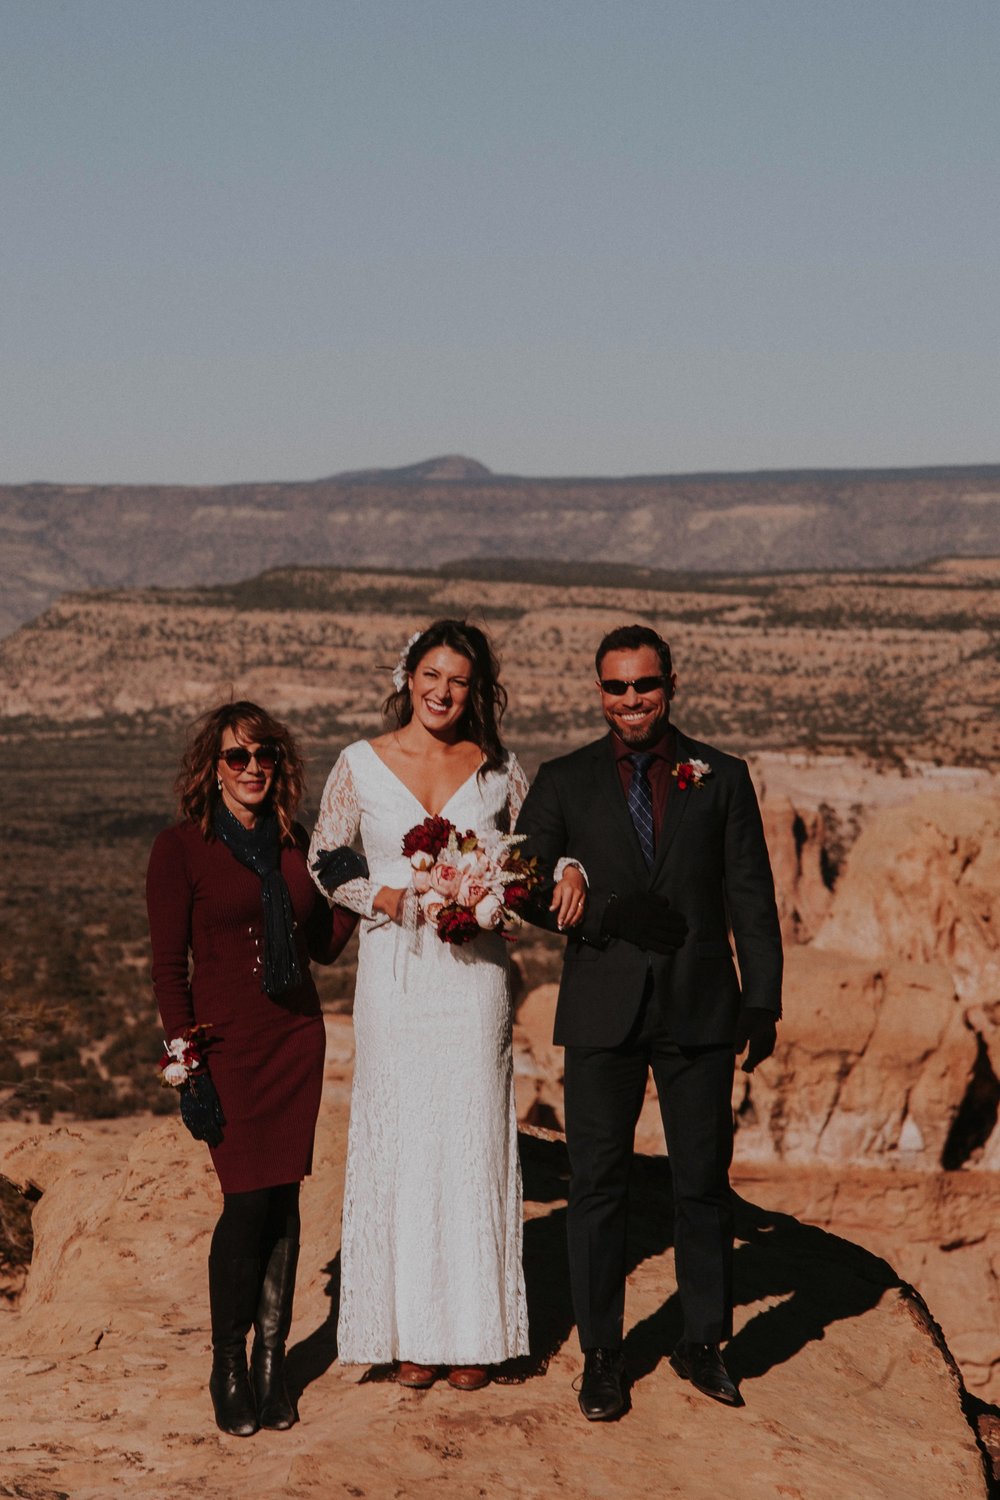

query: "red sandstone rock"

left=0, top=1019, right=988, bottom=1499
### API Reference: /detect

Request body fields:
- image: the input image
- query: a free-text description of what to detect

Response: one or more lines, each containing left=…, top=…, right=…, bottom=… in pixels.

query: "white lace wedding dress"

left=309, top=740, right=531, bottom=1365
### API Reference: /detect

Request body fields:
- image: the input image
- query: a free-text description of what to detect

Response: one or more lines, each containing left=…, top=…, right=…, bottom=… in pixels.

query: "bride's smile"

left=409, top=646, right=472, bottom=737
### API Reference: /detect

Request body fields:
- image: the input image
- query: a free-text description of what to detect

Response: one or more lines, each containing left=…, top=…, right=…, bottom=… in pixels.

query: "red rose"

left=436, top=905, right=481, bottom=945
left=504, top=881, right=532, bottom=913
left=401, top=815, right=456, bottom=859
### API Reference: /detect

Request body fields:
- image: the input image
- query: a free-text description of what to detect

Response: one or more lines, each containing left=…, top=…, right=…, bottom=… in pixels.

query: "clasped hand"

left=601, top=891, right=688, bottom=954
left=551, top=865, right=587, bottom=930
left=375, top=867, right=588, bottom=929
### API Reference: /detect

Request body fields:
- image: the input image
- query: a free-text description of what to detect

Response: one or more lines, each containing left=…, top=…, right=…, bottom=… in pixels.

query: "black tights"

left=210, top=1182, right=301, bottom=1268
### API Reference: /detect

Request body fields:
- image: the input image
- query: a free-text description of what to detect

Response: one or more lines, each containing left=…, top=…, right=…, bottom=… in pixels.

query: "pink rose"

left=431, top=860, right=462, bottom=900
left=458, top=874, right=489, bottom=909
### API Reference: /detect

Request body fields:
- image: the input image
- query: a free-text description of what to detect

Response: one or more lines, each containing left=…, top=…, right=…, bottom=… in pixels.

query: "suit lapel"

left=591, top=734, right=650, bottom=880
left=650, top=725, right=694, bottom=880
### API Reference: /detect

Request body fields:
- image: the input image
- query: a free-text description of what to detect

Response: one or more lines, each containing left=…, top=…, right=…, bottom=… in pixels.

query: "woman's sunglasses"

left=218, top=744, right=281, bottom=773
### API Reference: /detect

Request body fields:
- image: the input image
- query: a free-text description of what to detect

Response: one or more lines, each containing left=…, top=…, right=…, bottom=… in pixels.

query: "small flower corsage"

left=158, top=1024, right=214, bottom=1088
left=673, top=758, right=712, bottom=791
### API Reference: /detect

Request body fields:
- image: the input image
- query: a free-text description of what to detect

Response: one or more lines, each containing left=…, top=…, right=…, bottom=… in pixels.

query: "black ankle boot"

left=251, top=1237, right=299, bottom=1430
left=208, top=1250, right=260, bottom=1437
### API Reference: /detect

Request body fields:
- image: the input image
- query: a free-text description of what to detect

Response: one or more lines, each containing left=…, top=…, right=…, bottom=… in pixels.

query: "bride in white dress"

left=309, top=620, right=585, bottom=1390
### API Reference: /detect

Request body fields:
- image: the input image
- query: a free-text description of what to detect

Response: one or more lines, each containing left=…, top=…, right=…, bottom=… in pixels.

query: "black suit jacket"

left=516, top=726, right=783, bottom=1048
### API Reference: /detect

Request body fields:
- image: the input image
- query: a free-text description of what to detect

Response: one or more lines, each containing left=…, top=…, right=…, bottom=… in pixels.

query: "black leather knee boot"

left=208, top=1250, right=260, bottom=1437
left=251, top=1237, right=299, bottom=1430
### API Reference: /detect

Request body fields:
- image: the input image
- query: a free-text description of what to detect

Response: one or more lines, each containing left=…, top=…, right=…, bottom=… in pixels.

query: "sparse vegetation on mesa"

left=1, top=555, right=999, bottom=1130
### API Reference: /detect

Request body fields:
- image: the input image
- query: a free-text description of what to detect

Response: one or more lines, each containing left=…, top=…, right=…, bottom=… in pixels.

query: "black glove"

left=179, top=1069, right=226, bottom=1146
left=600, top=892, right=688, bottom=955
left=735, top=1008, right=777, bottom=1073
left=311, top=845, right=370, bottom=894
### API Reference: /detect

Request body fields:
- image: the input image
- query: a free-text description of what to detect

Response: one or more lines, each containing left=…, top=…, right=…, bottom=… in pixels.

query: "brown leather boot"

left=396, top=1362, right=439, bottom=1388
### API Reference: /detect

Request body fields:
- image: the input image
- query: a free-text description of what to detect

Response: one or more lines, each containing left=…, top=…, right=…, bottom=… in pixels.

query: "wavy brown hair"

left=176, top=700, right=305, bottom=843
left=382, top=619, right=509, bottom=777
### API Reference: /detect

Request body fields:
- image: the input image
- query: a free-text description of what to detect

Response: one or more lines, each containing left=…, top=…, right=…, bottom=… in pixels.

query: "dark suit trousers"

left=563, top=986, right=735, bottom=1349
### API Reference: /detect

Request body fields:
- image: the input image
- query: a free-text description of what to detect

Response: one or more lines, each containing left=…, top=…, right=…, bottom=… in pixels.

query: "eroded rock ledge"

left=1, top=1023, right=990, bottom=1500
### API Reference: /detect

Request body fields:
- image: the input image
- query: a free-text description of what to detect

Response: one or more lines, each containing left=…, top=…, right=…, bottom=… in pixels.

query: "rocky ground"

left=0, top=1020, right=991, bottom=1500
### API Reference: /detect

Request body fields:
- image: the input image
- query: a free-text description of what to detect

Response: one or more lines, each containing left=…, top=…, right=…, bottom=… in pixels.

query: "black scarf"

left=213, top=803, right=302, bottom=997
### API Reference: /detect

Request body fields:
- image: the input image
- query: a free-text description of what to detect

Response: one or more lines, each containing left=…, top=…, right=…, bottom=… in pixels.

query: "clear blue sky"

left=3, top=0, right=998, bottom=483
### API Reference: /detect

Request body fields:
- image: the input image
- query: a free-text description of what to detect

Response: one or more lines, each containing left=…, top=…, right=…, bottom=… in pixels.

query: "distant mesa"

left=328, top=454, right=494, bottom=483
left=3, top=458, right=1000, bottom=640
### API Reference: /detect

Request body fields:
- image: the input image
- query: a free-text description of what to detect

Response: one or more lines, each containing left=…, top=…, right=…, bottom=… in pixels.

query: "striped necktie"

left=626, top=752, right=656, bottom=868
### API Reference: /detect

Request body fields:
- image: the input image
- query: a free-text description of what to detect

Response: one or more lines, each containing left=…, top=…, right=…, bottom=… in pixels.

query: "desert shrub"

left=0, top=1179, right=34, bottom=1298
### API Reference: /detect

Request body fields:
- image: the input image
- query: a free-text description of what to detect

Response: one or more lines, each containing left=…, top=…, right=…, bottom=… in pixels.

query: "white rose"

left=457, top=848, right=489, bottom=877
left=411, top=849, right=435, bottom=893
left=162, top=1061, right=188, bottom=1088
left=474, top=892, right=503, bottom=930
left=419, top=889, right=444, bottom=926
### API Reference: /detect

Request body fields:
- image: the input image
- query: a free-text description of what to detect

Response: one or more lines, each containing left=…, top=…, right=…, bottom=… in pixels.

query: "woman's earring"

left=217, top=776, right=223, bottom=789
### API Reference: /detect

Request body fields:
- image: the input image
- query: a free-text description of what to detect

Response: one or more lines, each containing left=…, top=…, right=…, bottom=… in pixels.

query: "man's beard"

left=604, top=707, right=668, bottom=749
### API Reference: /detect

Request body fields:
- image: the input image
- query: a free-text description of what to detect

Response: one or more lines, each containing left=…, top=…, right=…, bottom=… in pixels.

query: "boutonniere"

left=673, top=758, right=711, bottom=791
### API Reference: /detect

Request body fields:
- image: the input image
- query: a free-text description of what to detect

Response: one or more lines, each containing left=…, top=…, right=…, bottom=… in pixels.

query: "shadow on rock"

left=519, top=1132, right=905, bottom=1401
left=286, top=1250, right=340, bottom=1402
left=624, top=1170, right=901, bottom=1388
left=286, top=1137, right=914, bottom=1421
left=723, top=1194, right=900, bottom=1383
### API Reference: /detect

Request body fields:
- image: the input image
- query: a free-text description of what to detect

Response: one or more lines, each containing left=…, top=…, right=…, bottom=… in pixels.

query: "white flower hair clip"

left=392, top=630, right=424, bottom=692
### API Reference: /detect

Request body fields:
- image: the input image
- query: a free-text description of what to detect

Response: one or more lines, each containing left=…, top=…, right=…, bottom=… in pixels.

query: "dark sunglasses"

left=218, top=744, right=281, bottom=773
left=599, top=675, right=666, bottom=696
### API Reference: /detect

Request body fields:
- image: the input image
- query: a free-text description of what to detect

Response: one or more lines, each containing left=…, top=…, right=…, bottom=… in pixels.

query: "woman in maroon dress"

left=146, top=701, right=357, bottom=1437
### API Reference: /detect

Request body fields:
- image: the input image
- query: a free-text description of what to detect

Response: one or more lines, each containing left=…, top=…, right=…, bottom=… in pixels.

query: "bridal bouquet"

left=400, top=814, right=541, bottom=946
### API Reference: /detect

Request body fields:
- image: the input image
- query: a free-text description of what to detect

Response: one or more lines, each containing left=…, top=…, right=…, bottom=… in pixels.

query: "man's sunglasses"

left=218, top=744, right=281, bottom=773
left=599, top=676, right=667, bottom=696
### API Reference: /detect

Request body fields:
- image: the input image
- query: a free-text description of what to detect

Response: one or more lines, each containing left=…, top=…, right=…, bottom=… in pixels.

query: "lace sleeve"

left=505, top=753, right=531, bottom=824
left=309, top=752, right=378, bottom=919
left=554, top=855, right=588, bottom=885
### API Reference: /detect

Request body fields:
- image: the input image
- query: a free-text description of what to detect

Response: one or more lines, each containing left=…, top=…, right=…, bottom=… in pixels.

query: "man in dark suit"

left=516, top=623, right=782, bottom=1419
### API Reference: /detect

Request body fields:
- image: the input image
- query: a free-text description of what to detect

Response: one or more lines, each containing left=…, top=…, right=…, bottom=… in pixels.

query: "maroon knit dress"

left=146, top=820, right=357, bottom=1193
